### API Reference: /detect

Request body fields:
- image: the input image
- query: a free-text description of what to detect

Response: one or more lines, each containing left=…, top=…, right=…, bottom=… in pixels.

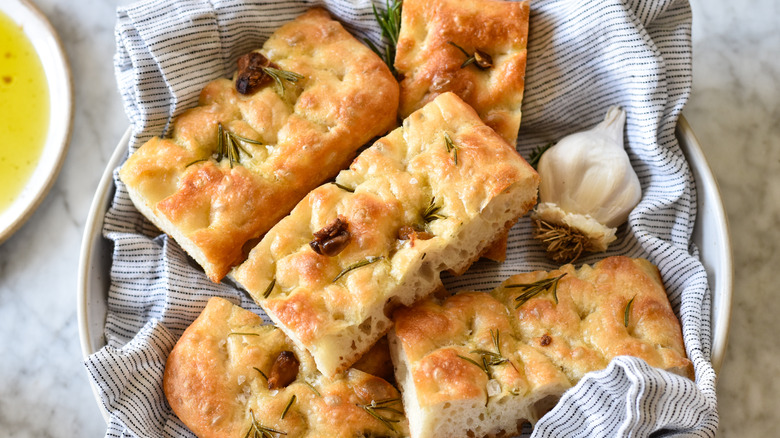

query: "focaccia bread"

left=395, top=0, right=530, bottom=145
left=119, top=8, right=399, bottom=282
left=492, top=256, right=694, bottom=381
left=232, top=92, right=540, bottom=377
left=389, top=256, right=693, bottom=438
left=164, top=297, right=408, bottom=438
left=390, top=292, right=570, bottom=438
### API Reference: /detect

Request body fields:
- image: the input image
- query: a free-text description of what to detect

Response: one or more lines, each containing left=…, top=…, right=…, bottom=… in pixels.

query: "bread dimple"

left=119, top=8, right=399, bottom=282
left=396, top=0, right=530, bottom=145
left=232, top=92, right=539, bottom=377
left=164, top=297, right=409, bottom=438
left=389, top=256, right=694, bottom=438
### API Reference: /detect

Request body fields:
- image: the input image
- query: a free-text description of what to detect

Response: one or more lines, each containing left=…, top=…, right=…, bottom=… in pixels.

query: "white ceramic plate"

left=78, top=119, right=732, bottom=421
left=0, top=0, right=73, bottom=244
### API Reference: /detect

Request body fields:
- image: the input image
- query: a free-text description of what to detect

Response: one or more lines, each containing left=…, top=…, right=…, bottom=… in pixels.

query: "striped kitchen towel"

left=84, top=0, right=719, bottom=436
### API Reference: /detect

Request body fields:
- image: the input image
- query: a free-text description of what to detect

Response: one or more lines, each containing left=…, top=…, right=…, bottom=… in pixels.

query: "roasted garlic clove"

left=267, top=350, right=299, bottom=390
left=532, top=106, right=641, bottom=262
left=310, top=216, right=351, bottom=257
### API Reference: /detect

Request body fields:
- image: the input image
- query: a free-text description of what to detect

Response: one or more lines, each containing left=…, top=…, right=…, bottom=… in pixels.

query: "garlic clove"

left=531, top=106, right=641, bottom=262
left=537, top=106, right=641, bottom=228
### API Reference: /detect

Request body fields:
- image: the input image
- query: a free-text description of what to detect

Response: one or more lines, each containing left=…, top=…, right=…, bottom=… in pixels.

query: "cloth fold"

left=85, top=0, right=719, bottom=436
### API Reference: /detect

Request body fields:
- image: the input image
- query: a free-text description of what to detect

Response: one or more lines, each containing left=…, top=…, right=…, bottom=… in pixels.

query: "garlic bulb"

left=531, top=106, right=641, bottom=262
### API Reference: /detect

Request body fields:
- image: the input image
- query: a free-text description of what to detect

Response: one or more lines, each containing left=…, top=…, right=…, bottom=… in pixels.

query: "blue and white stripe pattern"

left=84, top=0, right=718, bottom=436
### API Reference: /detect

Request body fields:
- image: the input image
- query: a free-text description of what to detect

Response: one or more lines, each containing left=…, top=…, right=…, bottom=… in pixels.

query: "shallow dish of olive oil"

left=0, top=0, right=72, bottom=244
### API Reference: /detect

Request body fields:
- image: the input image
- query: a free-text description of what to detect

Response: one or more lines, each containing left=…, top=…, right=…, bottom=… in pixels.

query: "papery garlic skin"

left=537, top=106, right=641, bottom=228
left=531, top=106, right=641, bottom=261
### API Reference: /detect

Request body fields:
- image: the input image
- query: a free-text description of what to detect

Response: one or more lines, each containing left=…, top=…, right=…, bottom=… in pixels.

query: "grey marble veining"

left=0, top=0, right=777, bottom=436
left=687, top=0, right=780, bottom=436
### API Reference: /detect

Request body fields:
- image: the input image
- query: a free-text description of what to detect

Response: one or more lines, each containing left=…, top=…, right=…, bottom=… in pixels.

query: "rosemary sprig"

left=359, top=398, right=403, bottom=432
left=331, top=182, right=355, bottom=193
left=447, top=41, right=493, bottom=70
left=460, top=329, right=510, bottom=379
left=472, top=329, right=509, bottom=366
left=333, top=256, right=384, bottom=282
left=533, top=219, right=588, bottom=263
left=528, top=142, right=553, bottom=169
left=216, top=122, right=262, bottom=168
left=280, top=395, right=296, bottom=420
left=624, top=296, right=636, bottom=327
left=508, top=273, right=567, bottom=308
left=443, top=132, right=459, bottom=165
left=421, top=197, right=446, bottom=223
left=263, top=278, right=276, bottom=299
left=246, top=409, right=287, bottom=438
left=253, top=367, right=268, bottom=381
left=365, top=0, right=402, bottom=76
left=262, top=66, right=304, bottom=95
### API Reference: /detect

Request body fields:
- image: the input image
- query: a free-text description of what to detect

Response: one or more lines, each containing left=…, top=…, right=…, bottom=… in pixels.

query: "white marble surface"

left=0, top=0, right=776, bottom=436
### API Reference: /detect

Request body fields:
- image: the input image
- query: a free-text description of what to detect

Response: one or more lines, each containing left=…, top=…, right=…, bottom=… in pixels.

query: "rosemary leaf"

left=262, top=66, right=303, bottom=94
left=447, top=41, right=476, bottom=69
left=216, top=123, right=225, bottom=162
left=248, top=408, right=288, bottom=437
left=422, top=197, right=446, bottom=223
left=528, top=142, right=553, bottom=169
left=229, top=332, right=260, bottom=337
left=263, top=278, right=276, bottom=299
left=304, top=381, right=321, bottom=397
left=214, top=123, right=261, bottom=168
left=331, top=182, right=355, bottom=193
left=447, top=41, right=492, bottom=69
left=185, top=158, right=208, bottom=168
left=444, top=132, right=458, bottom=165
left=333, top=256, right=383, bottom=282
left=366, top=0, right=402, bottom=76
left=253, top=367, right=268, bottom=381
left=509, top=273, right=567, bottom=308
left=624, top=296, right=636, bottom=328
left=360, top=398, right=402, bottom=432
left=457, top=354, right=488, bottom=375
left=281, top=395, right=296, bottom=420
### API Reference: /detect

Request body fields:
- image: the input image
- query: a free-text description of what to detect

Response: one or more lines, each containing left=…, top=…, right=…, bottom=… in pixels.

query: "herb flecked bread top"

left=389, top=256, right=694, bottom=438
left=395, top=0, right=530, bottom=145
left=164, top=297, right=409, bottom=438
left=119, top=8, right=399, bottom=282
left=232, top=92, right=539, bottom=377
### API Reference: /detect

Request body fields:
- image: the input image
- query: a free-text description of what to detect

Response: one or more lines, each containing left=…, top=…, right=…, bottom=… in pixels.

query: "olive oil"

left=0, top=11, right=50, bottom=213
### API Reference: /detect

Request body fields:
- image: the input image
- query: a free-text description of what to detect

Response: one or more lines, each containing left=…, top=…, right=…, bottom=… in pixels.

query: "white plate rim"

left=0, top=0, right=74, bottom=244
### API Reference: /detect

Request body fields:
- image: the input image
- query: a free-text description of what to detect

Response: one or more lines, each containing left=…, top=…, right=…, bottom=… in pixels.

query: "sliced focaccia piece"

left=492, top=256, right=695, bottom=382
left=119, top=8, right=399, bottom=282
left=395, top=0, right=530, bottom=146
left=389, top=256, right=693, bottom=438
left=389, top=292, right=570, bottom=438
left=164, top=297, right=408, bottom=438
left=232, top=92, right=539, bottom=377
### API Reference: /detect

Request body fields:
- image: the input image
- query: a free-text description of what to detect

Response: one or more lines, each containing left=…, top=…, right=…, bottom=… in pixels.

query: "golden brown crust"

left=120, top=8, right=399, bottom=282
left=389, top=256, right=693, bottom=438
left=164, top=297, right=408, bottom=438
left=395, top=0, right=530, bottom=145
left=233, top=92, right=539, bottom=377
left=493, top=256, right=694, bottom=381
